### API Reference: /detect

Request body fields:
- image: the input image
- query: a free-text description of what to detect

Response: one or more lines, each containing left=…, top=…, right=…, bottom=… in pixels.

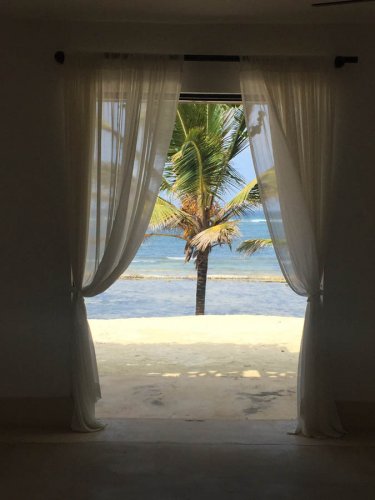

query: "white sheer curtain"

left=240, top=57, right=345, bottom=437
left=64, top=54, right=182, bottom=431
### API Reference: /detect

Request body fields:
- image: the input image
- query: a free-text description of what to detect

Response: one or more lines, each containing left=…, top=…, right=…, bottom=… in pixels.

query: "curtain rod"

left=54, top=51, right=358, bottom=68
left=180, top=93, right=241, bottom=102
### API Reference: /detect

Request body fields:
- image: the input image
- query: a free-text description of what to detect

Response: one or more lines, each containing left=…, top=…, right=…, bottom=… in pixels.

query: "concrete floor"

left=1, top=419, right=375, bottom=499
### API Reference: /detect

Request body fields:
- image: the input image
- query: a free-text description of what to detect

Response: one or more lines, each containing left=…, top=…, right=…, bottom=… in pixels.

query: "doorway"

left=86, top=99, right=305, bottom=422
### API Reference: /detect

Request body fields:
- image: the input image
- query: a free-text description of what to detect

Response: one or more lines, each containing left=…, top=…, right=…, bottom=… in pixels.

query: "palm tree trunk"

left=195, top=250, right=209, bottom=315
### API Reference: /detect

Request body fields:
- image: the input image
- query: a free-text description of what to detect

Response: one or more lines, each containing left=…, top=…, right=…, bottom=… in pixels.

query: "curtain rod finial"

left=55, top=51, right=65, bottom=64
left=334, top=56, right=358, bottom=68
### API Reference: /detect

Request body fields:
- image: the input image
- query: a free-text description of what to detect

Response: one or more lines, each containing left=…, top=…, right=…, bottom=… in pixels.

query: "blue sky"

left=231, top=143, right=255, bottom=183
left=224, top=143, right=258, bottom=203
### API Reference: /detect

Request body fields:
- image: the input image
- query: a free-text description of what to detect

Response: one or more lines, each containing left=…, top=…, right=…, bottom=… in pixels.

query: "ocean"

left=123, top=217, right=281, bottom=279
left=86, top=216, right=307, bottom=319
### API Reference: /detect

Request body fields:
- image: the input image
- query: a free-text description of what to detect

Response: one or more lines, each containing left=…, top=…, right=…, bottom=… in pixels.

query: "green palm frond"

left=172, top=129, right=211, bottom=199
left=149, top=196, right=193, bottom=231
left=222, top=106, right=248, bottom=160
left=225, top=179, right=260, bottom=208
left=159, top=176, right=173, bottom=194
left=258, top=166, right=278, bottom=199
left=215, top=179, right=260, bottom=222
left=167, top=104, right=248, bottom=202
left=190, top=221, right=241, bottom=252
left=236, top=238, right=273, bottom=256
left=211, top=107, right=248, bottom=201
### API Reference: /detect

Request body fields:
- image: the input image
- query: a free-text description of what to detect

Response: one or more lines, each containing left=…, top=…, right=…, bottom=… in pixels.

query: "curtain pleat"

left=64, top=54, right=182, bottom=431
left=240, top=57, right=345, bottom=438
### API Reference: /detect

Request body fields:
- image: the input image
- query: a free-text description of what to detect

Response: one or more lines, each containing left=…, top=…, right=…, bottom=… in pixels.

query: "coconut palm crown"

left=146, top=103, right=271, bottom=315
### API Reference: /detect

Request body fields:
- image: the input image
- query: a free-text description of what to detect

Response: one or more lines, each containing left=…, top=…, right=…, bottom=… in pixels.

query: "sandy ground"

left=90, top=315, right=303, bottom=420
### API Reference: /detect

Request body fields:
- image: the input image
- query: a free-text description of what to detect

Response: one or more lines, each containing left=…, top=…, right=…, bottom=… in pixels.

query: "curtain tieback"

left=71, top=285, right=83, bottom=300
left=307, top=290, right=323, bottom=303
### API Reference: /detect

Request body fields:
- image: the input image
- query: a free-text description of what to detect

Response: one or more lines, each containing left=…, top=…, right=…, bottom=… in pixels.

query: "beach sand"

left=90, top=315, right=303, bottom=420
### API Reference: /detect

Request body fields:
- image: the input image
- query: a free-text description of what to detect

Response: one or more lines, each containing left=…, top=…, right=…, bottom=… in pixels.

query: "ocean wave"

left=120, top=273, right=285, bottom=283
left=250, top=219, right=267, bottom=223
left=166, top=256, right=185, bottom=260
left=132, top=259, right=158, bottom=263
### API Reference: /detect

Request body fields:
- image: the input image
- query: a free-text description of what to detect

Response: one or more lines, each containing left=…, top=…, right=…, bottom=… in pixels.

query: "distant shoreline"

left=120, top=274, right=286, bottom=283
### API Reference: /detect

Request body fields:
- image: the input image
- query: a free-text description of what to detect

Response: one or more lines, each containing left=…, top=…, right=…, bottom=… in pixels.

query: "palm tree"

left=147, top=103, right=269, bottom=315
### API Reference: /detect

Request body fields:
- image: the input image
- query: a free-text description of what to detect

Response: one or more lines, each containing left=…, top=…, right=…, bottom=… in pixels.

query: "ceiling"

left=0, top=0, right=375, bottom=24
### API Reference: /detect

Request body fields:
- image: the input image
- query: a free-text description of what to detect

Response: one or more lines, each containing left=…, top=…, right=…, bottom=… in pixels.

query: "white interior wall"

left=0, top=20, right=374, bottom=426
